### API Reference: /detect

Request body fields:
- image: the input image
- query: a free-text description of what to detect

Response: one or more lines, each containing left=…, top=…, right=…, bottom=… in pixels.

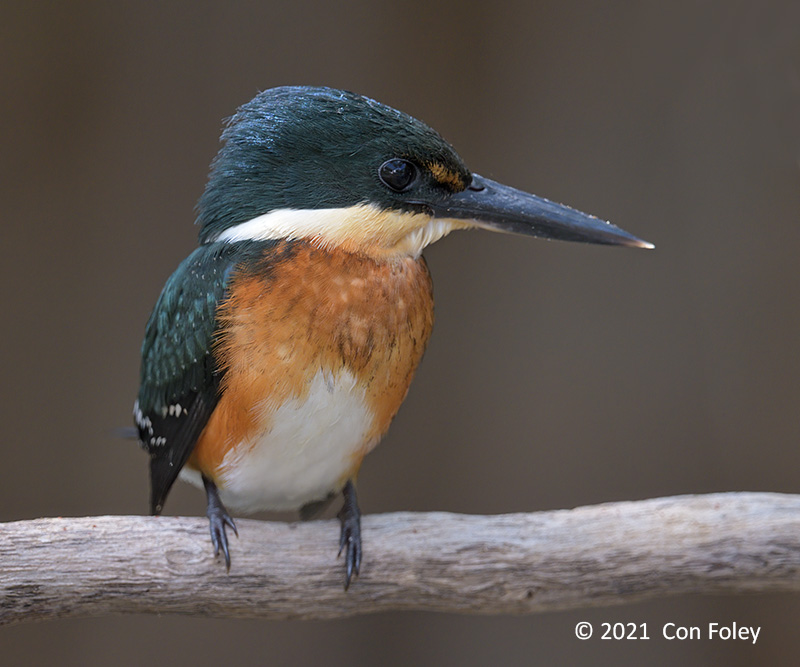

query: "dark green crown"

left=196, top=86, right=471, bottom=244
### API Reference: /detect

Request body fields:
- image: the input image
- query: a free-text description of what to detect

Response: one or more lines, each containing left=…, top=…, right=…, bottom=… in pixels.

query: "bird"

left=133, top=86, right=651, bottom=589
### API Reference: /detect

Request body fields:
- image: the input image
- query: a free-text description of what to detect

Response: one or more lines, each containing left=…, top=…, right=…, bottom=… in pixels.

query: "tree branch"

left=2, top=492, right=799, bottom=625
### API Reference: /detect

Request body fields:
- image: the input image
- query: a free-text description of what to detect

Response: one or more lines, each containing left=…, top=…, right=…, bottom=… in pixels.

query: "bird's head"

left=197, top=86, right=651, bottom=259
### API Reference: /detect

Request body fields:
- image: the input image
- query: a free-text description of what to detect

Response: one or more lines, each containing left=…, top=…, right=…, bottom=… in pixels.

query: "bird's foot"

left=337, top=479, right=362, bottom=590
left=203, top=475, right=238, bottom=571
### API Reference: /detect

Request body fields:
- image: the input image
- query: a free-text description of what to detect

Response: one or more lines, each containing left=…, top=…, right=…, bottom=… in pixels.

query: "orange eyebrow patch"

left=427, top=162, right=467, bottom=191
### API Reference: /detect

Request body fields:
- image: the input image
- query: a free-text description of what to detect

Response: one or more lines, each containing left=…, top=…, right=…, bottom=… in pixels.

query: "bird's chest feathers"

left=188, top=242, right=433, bottom=510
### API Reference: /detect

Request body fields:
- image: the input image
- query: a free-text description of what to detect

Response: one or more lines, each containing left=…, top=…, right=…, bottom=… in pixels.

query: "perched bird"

left=134, top=86, right=651, bottom=588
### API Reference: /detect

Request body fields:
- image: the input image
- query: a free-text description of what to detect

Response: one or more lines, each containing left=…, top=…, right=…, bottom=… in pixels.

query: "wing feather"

left=135, top=240, right=280, bottom=513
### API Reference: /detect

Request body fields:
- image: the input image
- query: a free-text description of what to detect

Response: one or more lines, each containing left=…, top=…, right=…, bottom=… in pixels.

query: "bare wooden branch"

left=1, top=492, right=799, bottom=625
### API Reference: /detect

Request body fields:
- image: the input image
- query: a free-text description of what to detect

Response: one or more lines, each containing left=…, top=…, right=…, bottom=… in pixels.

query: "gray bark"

left=2, top=492, right=798, bottom=625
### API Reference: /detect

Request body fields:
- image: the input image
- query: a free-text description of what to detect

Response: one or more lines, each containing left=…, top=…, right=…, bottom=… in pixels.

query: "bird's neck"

left=211, top=204, right=469, bottom=262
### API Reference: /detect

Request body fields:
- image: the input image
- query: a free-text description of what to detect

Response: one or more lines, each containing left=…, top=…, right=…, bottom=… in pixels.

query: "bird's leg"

left=337, top=479, right=362, bottom=590
left=202, top=474, right=238, bottom=571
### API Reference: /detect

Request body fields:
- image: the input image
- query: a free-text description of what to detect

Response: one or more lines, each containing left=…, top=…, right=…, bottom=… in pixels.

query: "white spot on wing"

left=133, top=400, right=154, bottom=436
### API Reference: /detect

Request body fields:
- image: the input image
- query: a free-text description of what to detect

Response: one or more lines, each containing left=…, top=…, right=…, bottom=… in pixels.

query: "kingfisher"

left=134, top=86, right=651, bottom=589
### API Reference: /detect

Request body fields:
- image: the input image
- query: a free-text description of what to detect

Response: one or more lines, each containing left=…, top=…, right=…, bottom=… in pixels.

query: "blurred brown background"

left=1, top=1, right=798, bottom=665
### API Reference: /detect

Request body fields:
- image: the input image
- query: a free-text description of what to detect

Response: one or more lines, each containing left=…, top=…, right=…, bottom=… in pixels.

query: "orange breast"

left=187, top=241, right=434, bottom=482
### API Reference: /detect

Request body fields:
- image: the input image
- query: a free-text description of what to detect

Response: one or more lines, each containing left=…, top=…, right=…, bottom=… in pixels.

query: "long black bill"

left=424, top=174, right=653, bottom=248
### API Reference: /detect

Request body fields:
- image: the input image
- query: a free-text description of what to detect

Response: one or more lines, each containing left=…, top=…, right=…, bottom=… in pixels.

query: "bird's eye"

left=378, top=159, right=417, bottom=192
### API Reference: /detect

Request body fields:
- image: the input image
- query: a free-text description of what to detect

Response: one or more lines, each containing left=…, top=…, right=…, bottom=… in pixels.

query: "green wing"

left=135, top=239, right=277, bottom=514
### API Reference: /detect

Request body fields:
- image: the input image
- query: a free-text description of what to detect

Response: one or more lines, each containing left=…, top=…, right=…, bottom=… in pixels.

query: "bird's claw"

left=203, top=475, right=237, bottom=571
left=337, top=480, right=362, bottom=590
left=208, top=507, right=238, bottom=570
left=338, top=514, right=362, bottom=588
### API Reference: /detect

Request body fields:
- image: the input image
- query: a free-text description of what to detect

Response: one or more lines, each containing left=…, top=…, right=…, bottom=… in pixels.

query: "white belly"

left=181, top=368, right=375, bottom=513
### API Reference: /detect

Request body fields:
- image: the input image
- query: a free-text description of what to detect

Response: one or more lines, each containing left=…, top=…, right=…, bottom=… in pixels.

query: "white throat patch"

left=213, top=204, right=469, bottom=259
